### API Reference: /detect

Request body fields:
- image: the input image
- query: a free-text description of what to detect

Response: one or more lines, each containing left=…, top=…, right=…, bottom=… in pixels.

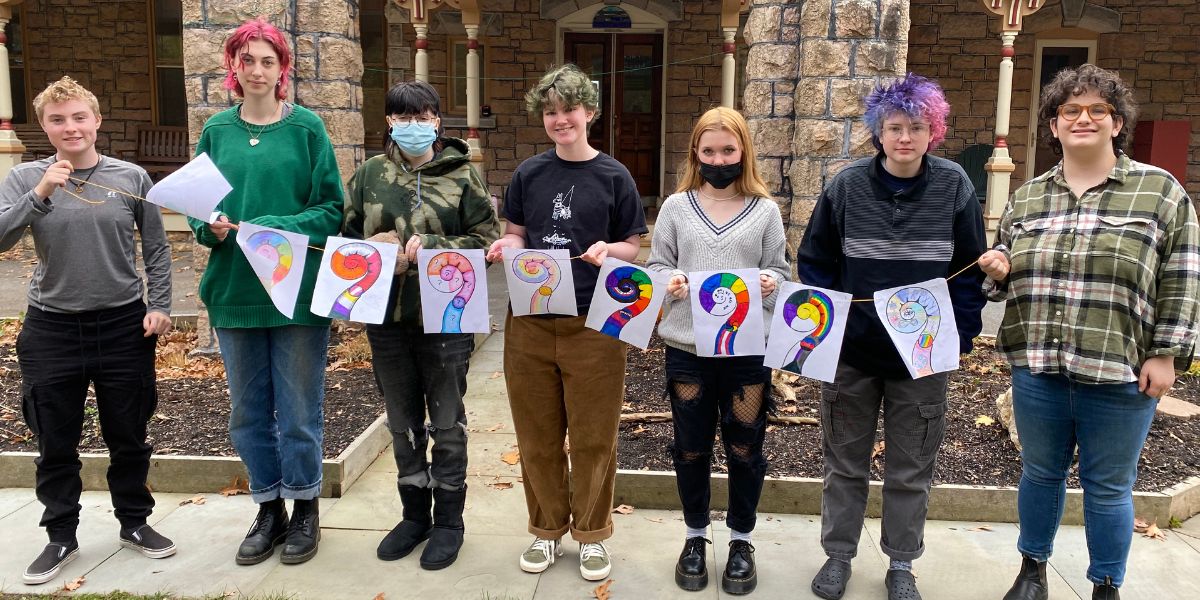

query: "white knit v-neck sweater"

left=646, top=190, right=790, bottom=355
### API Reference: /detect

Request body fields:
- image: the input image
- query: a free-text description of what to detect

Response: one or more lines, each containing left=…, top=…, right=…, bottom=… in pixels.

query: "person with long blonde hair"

left=646, top=106, right=788, bottom=595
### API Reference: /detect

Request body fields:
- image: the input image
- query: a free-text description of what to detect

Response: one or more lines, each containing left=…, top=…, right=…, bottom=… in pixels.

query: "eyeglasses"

left=1056, top=103, right=1116, bottom=121
left=389, top=115, right=437, bottom=126
left=882, top=123, right=930, bottom=139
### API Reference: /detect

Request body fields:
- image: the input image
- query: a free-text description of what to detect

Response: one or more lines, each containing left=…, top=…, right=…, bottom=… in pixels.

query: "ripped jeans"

left=366, top=323, right=474, bottom=491
left=665, top=346, right=771, bottom=534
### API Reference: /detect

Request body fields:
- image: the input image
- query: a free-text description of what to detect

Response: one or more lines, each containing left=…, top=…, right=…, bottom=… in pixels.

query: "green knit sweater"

left=188, top=104, right=345, bottom=328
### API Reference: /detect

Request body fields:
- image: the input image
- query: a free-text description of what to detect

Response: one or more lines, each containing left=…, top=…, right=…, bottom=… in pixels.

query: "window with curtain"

left=152, top=0, right=185, bottom=127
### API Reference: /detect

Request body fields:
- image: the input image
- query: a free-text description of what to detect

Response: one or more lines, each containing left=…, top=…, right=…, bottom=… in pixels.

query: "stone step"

left=1157, top=395, right=1200, bottom=419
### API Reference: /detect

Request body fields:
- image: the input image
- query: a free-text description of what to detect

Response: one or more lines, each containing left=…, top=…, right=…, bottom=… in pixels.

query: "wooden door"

left=614, top=34, right=662, bottom=196
left=564, top=33, right=612, bottom=155
left=1031, top=45, right=1091, bottom=177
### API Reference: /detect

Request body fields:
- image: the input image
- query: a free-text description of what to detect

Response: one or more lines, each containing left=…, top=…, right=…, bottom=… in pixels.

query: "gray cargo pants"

left=819, top=362, right=949, bottom=561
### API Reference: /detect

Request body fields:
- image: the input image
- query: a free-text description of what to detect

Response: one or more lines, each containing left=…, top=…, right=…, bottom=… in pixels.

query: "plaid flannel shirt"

left=985, top=154, right=1199, bottom=384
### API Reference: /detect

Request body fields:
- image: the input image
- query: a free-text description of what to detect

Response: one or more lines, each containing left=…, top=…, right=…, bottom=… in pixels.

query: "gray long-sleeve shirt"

left=0, top=156, right=172, bottom=314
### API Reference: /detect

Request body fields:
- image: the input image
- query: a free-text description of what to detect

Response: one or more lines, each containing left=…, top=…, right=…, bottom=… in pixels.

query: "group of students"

left=1, top=17, right=1195, bottom=600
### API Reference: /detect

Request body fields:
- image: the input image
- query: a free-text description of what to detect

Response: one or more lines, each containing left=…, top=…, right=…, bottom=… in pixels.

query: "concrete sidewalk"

left=3, top=331, right=1200, bottom=599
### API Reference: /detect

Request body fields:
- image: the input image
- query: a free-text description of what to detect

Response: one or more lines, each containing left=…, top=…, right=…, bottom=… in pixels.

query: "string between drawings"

left=847, top=259, right=982, bottom=303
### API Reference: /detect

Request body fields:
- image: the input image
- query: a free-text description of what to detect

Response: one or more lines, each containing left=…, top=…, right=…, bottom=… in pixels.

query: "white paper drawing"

left=763, top=282, right=852, bottom=382
left=309, top=236, right=399, bottom=325
left=688, top=268, right=766, bottom=358
left=235, top=222, right=310, bottom=319
left=503, top=248, right=577, bottom=316
left=417, top=248, right=490, bottom=334
left=873, top=277, right=960, bottom=379
left=584, top=258, right=670, bottom=350
left=144, top=153, right=232, bottom=223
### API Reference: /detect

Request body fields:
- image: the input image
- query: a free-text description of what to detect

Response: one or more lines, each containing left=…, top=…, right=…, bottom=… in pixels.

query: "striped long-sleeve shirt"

left=986, top=154, right=1200, bottom=384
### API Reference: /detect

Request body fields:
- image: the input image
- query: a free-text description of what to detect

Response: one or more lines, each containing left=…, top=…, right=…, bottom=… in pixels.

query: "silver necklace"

left=242, top=103, right=281, bottom=147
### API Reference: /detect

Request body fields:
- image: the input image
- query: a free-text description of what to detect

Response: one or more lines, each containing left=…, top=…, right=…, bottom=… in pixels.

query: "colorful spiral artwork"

left=600, top=266, right=653, bottom=338
left=511, top=251, right=560, bottom=313
left=885, top=287, right=941, bottom=376
left=246, top=230, right=293, bottom=287
left=699, top=272, right=750, bottom=355
left=782, top=289, right=834, bottom=374
left=427, top=251, right=476, bottom=333
left=326, top=242, right=383, bottom=320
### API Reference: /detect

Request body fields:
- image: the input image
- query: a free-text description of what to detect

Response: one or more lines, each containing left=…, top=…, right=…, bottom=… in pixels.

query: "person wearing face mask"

left=343, top=79, right=499, bottom=570
left=796, top=74, right=986, bottom=600
left=645, top=106, right=788, bottom=595
left=187, top=18, right=344, bottom=566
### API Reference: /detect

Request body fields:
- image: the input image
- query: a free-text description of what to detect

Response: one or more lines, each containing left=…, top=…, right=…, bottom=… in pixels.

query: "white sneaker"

left=579, top=541, right=612, bottom=581
left=519, top=537, right=562, bottom=573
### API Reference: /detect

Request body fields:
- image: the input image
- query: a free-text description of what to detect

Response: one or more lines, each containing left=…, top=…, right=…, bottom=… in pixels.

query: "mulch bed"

left=617, top=335, right=1200, bottom=493
left=0, top=322, right=383, bottom=459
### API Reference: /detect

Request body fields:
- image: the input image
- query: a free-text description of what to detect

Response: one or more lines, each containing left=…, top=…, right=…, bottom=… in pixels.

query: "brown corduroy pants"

left=504, top=311, right=627, bottom=543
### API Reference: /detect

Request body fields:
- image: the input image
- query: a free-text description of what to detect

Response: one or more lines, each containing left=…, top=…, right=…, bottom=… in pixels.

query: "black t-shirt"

left=504, top=149, right=648, bottom=312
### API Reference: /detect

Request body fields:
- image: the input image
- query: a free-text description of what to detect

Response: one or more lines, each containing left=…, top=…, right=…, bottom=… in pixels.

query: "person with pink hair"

left=797, top=74, right=987, bottom=600
left=187, top=18, right=343, bottom=566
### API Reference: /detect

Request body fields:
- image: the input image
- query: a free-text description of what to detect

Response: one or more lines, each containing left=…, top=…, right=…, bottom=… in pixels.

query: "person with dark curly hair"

left=979, top=64, right=1198, bottom=600
left=797, top=73, right=987, bottom=600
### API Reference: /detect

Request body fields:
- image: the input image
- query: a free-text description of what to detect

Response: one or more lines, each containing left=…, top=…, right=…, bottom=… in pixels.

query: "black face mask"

left=698, top=162, right=742, bottom=190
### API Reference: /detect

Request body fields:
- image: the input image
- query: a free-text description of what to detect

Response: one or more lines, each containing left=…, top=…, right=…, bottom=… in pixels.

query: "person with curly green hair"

left=486, top=63, right=647, bottom=582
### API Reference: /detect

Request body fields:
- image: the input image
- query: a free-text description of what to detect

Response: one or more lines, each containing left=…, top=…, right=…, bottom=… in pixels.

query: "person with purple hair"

left=796, top=74, right=987, bottom=600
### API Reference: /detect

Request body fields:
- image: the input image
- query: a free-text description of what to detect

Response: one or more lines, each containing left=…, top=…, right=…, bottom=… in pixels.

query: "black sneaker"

left=120, top=524, right=177, bottom=559
left=23, top=542, right=79, bottom=585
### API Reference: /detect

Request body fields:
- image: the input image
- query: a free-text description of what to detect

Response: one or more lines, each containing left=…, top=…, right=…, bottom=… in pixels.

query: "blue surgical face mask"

left=390, top=121, right=438, bottom=156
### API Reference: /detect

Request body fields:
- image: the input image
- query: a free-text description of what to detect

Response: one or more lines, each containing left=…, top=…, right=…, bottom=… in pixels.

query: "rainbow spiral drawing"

left=782, top=289, right=834, bottom=374
left=511, top=251, right=559, bottom=313
left=427, top=251, right=476, bottom=333
left=885, top=287, right=941, bottom=377
left=246, top=230, right=294, bottom=287
left=699, top=272, right=750, bottom=356
left=600, top=266, right=653, bottom=339
left=327, top=242, right=383, bottom=320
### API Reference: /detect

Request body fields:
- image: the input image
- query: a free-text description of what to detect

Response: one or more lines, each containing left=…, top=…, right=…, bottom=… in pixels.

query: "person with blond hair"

left=486, top=63, right=647, bottom=582
left=188, top=18, right=343, bottom=566
left=981, top=64, right=1198, bottom=600
left=0, top=76, right=174, bottom=584
left=646, top=106, right=788, bottom=595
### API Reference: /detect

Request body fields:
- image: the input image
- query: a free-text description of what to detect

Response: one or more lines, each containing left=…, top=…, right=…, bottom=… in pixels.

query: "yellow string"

left=67, top=177, right=146, bottom=202
left=847, top=259, right=982, bottom=303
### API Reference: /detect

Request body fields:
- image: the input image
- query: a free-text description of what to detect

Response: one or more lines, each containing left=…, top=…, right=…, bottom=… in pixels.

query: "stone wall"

left=662, top=0, right=730, bottom=195
left=907, top=0, right=1200, bottom=198
left=743, top=0, right=909, bottom=255
left=19, top=0, right=154, bottom=159
left=180, top=0, right=364, bottom=183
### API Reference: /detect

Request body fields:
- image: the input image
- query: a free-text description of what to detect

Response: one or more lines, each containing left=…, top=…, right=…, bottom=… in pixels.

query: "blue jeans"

left=1012, top=367, right=1158, bottom=587
left=216, top=325, right=330, bottom=502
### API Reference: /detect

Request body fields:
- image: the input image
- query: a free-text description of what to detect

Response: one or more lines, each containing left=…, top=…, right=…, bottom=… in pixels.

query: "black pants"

left=666, top=346, right=771, bottom=534
left=18, top=301, right=158, bottom=542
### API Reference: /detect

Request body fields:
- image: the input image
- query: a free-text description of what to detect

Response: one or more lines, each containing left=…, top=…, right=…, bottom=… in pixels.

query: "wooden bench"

left=14, top=124, right=56, bottom=162
left=136, top=126, right=189, bottom=181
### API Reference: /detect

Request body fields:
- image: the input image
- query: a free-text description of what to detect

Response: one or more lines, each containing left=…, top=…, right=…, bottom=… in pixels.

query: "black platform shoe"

left=674, top=536, right=710, bottom=591
left=721, top=540, right=757, bottom=595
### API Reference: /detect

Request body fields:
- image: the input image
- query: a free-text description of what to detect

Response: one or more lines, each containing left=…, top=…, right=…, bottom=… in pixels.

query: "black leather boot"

left=674, top=536, right=710, bottom=591
left=420, top=486, right=466, bottom=570
left=1002, top=555, right=1048, bottom=600
left=236, top=499, right=288, bottom=565
left=721, top=540, right=757, bottom=595
left=280, top=498, right=320, bottom=565
left=1092, top=576, right=1120, bottom=600
left=377, top=485, right=433, bottom=561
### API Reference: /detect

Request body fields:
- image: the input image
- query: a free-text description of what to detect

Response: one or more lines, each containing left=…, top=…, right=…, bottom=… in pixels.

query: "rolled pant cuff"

left=1016, top=543, right=1052, bottom=563
left=529, top=523, right=570, bottom=541
left=282, top=480, right=322, bottom=500
left=881, top=541, right=925, bottom=562
left=824, top=549, right=857, bottom=561
left=249, top=481, right=282, bottom=504
left=570, top=523, right=613, bottom=544
left=1087, top=574, right=1121, bottom=587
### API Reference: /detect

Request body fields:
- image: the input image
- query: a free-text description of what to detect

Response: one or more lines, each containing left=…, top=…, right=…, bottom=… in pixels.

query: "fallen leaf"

left=1134, top=517, right=1150, bottom=533
left=629, top=425, right=647, bottom=435
left=974, top=415, right=996, bottom=427
left=485, top=423, right=504, bottom=432
left=644, top=516, right=664, bottom=524
left=1142, top=522, right=1167, bottom=541
left=179, top=494, right=206, bottom=506
left=219, top=476, right=250, bottom=497
left=612, top=504, right=634, bottom=515
left=500, top=448, right=520, bottom=465
left=63, top=575, right=85, bottom=591
left=871, top=440, right=886, bottom=459
left=592, top=579, right=615, bottom=600
left=968, top=525, right=994, bottom=532
left=373, top=593, right=386, bottom=600
left=488, top=481, right=514, bottom=490
left=489, top=371, right=503, bottom=379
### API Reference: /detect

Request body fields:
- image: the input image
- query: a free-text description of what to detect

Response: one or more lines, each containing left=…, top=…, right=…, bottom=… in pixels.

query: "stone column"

left=0, top=1, right=25, bottom=181
left=744, top=0, right=909, bottom=261
left=721, top=27, right=737, bottom=108
left=413, top=21, right=429, bottom=82
left=465, top=24, right=481, bottom=159
left=980, top=0, right=1045, bottom=242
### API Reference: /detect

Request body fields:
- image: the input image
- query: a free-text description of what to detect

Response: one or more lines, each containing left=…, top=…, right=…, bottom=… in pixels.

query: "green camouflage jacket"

left=344, top=137, right=500, bottom=326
